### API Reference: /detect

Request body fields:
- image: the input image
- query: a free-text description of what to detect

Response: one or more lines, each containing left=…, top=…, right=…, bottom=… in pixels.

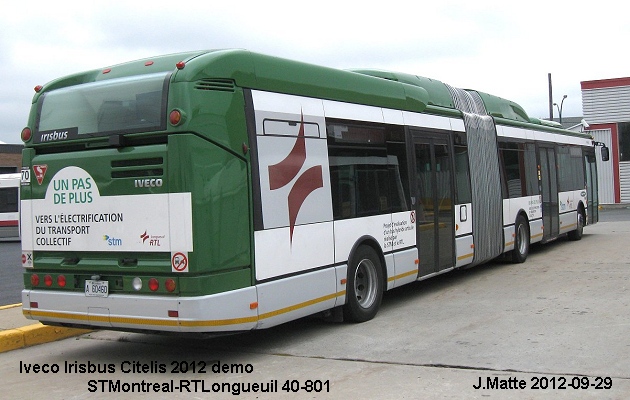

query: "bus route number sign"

left=21, top=167, right=31, bottom=185
left=85, top=279, right=109, bottom=297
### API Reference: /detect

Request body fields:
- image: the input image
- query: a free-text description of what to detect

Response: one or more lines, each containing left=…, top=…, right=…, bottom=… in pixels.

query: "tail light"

left=21, top=127, right=32, bottom=142
left=133, top=277, right=177, bottom=293
left=165, top=279, right=176, bottom=293
left=169, top=109, right=183, bottom=126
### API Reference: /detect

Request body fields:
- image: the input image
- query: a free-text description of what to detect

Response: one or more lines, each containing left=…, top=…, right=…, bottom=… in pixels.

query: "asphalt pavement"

left=1, top=216, right=629, bottom=399
left=0, top=241, right=21, bottom=305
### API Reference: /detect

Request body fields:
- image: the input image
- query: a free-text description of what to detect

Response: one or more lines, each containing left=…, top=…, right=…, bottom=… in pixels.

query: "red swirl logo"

left=267, top=113, right=323, bottom=243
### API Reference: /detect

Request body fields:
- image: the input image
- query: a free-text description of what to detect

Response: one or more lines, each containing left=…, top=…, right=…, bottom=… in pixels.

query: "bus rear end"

left=21, top=52, right=255, bottom=333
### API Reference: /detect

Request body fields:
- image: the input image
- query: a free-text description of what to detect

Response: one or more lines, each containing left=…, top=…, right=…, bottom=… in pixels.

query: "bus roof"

left=33, top=51, right=203, bottom=97
left=351, top=69, right=572, bottom=131
left=34, top=49, right=588, bottom=137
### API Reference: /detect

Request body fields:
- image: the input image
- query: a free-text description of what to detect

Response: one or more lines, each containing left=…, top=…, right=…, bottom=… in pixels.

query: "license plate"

left=85, top=280, right=109, bottom=297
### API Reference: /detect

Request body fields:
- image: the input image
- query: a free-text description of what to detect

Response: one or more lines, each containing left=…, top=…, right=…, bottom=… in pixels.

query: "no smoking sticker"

left=22, top=252, right=33, bottom=268
left=171, top=252, right=188, bottom=273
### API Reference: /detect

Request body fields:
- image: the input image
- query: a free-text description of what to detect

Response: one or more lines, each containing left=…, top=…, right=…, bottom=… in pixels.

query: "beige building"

left=0, top=144, right=22, bottom=174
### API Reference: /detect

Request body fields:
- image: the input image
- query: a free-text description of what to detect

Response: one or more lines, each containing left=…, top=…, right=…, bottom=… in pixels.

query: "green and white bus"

left=20, top=50, right=606, bottom=333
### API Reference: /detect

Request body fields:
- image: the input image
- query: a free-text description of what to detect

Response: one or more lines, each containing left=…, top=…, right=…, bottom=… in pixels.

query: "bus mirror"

left=601, top=146, right=610, bottom=162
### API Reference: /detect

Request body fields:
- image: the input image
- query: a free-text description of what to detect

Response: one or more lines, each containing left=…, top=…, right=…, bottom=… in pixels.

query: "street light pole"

left=553, top=94, right=568, bottom=124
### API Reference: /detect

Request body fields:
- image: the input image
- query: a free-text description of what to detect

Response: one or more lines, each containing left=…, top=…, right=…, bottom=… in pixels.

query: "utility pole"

left=548, top=73, right=553, bottom=121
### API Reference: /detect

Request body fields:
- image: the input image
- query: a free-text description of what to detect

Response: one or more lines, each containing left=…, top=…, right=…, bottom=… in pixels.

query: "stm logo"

left=267, top=114, right=323, bottom=243
left=103, top=235, right=122, bottom=246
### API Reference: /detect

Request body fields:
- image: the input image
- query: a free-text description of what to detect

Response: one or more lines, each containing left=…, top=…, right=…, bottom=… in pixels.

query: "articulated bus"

left=0, top=173, right=20, bottom=241
left=20, top=50, right=607, bottom=333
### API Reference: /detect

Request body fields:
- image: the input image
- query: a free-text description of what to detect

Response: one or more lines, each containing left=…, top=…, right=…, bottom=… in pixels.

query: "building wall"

left=0, top=144, right=23, bottom=173
left=582, top=78, right=630, bottom=125
left=589, top=127, right=616, bottom=204
left=581, top=77, right=630, bottom=204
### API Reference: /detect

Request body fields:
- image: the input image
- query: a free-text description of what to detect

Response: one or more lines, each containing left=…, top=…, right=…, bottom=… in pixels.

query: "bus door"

left=539, top=145, right=560, bottom=239
left=584, top=148, right=599, bottom=224
left=411, top=134, right=455, bottom=277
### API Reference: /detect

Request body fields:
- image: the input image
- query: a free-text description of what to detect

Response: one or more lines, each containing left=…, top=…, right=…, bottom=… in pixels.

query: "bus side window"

left=499, top=141, right=538, bottom=199
left=453, top=132, right=471, bottom=205
left=327, top=120, right=409, bottom=219
left=387, top=136, right=410, bottom=213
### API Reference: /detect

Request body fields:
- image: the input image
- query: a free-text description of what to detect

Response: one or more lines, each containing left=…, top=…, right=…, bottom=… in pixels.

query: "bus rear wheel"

left=511, top=215, right=530, bottom=263
left=343, top=245, right=384, bottom=323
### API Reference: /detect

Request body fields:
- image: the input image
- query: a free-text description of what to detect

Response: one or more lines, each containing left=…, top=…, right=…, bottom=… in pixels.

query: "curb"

left=599, top=203, right=630, bottom=210
left=0, top=304, right=92, bottom=353
left=0, top=303, right=22, bottom=310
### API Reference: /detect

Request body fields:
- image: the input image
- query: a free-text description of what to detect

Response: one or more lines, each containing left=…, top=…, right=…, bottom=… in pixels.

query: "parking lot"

left=1, top=211, right=629, bottom=398
left=0, top=241, right=20, bottom=306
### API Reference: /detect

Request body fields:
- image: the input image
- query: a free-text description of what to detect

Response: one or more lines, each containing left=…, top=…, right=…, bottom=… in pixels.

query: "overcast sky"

left=0, top=0, right=626, bottom=144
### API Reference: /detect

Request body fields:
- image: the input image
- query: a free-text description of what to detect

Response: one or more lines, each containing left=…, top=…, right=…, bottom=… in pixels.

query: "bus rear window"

left=36, top=72, right=169, bottom=138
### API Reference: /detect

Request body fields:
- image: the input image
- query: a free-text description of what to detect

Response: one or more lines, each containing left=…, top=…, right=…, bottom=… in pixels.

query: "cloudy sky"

left=0, top=0, right=625, bottom=144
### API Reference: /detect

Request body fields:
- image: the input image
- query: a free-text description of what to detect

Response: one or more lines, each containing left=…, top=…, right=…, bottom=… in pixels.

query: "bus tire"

left=568, top=208, right=585, bottom=241
left=511, top=215, right=530, bottom=263
left=343, top=245, right=384, bottom=323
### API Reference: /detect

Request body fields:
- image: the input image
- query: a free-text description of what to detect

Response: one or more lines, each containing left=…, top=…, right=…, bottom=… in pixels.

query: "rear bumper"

left=22, top=286, right=259, bottom=333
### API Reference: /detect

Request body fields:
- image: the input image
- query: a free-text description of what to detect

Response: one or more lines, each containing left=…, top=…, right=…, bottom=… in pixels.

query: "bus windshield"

left=37, top=72, right=169, bottom=138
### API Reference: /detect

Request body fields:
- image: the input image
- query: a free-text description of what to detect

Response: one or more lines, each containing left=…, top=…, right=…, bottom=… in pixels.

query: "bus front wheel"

left=568, top=208, right=585, bottom=241
left=343, top=245, right=384, bottom=323
left=511, top=215, right=530, bottom=263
